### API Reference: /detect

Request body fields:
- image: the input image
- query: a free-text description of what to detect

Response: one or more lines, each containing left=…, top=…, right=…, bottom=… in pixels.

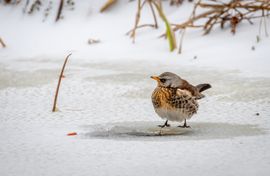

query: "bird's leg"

left=178, top=119, right=190, bottom=128
left=158, top=120, right=170, bottom=128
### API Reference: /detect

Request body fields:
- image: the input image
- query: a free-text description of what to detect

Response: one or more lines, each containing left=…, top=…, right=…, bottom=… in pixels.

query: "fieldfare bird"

left=151, top=72, right=211, bottom=128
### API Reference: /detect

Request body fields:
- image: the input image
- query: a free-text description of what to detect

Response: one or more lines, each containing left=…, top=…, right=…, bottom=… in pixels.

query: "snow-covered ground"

left=1, top=1, right=270, bottom=176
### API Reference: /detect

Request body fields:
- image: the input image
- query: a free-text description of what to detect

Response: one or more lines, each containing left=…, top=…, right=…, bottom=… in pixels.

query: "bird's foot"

left=158, top=124, right=171, bottom=128
left=178, top=125, right=191, bottom=128
left=158, top=120, right=170, bottom=128
left=158, top=124, right=170, bottom=128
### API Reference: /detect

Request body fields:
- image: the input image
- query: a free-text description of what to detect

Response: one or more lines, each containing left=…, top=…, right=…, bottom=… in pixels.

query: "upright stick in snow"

left=55, top=0, right=64, bottom=22
left=52, top=53, right=72, bottom=112
left=0, top=37, right=6, bottom=48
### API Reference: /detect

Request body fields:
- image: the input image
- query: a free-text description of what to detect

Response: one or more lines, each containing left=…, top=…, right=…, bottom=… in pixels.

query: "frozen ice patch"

left=0, top=64, right=58, bottom=89
left=80, top=121, right=265, bottom=141
left=81, top=121, right=192, bottom=138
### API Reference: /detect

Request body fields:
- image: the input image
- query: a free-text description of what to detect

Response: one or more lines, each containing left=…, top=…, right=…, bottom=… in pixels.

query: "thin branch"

left=174, top=9, right=220, bottom=30
left=170, top=0, right=270, bottom=36
left=178, top=28, right=186, bottom=54
left=126, top=24, right=156, bottom=35
left=263, top=12, right=269, bottom=37
left=52, top=53, right=72, bottom=112
left=129, top=0, right=159, bottom=43
left=198, top=3, right=270, bottom=11
left=100, top=0, right=117, bottom=13
left=128, top=0, right=270, bottom=54
left=55, top=0, right=64, bottom=22
left=0, top=37, right=6, bottom=48
left=159, top=9, right=220, bottom=38
left=130, top=0, right=143, bottom=43
left=148, top=0, right=158, bottom=28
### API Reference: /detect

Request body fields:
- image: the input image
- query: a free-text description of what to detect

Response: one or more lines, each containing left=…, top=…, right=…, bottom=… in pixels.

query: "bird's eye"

left=160, top=79, right=166, bottom=83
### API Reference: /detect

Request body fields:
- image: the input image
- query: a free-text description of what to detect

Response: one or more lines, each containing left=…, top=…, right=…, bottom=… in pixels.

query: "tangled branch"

left=173, top=0, right=270, bottom=35
left=128, top=0, right=177, bottom=51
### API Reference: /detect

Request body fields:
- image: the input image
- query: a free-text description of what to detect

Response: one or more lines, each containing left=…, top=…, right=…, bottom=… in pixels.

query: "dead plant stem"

left=52, top=53, right=72, bottom=112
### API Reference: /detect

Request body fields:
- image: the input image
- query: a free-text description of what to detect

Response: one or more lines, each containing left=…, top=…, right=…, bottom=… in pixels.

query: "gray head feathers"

left=158, top=72, right=184, bottom=88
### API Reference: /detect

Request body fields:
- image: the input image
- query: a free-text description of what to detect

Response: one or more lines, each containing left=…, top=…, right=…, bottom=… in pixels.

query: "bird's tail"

left=196, top=83, right=211, bottom=93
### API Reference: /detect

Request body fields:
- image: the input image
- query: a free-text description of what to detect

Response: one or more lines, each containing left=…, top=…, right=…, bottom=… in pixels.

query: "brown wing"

left=179, top=79, right=205, bottom=99
left=168, top=89, right=199, bottom=116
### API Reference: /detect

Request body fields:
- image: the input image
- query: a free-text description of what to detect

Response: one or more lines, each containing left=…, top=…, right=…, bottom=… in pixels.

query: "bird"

left=151, top=72, right=211, bottom=128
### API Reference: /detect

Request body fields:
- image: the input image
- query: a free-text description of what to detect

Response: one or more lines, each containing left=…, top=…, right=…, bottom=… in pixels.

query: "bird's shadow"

left=79, top=121, right=266, bottom=141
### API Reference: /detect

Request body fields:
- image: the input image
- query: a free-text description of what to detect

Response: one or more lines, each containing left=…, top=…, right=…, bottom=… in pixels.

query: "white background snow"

left=0, top=1, right=270, bottom=176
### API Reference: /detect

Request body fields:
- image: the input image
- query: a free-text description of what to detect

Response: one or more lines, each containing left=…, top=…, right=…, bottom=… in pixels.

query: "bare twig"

left=55, top=0, right=64, bottom=22
left=178, top=28, right=186, bottom=54
left=263, top=13, right=269, bottom=37
left=100, top=0, right=117, bottom=13
left=159, top=9, right=220, bottom=38
left=198, top=3, right=270, bottom=11
left=130, top=0, right=144, bottom=43
left=128, top=0, right=269, bottom=53
left=148, top=0, right=158, bottom=28
left=0, top=38, right=6, bottom=48
left=176, top=0, right=201, bottom=53
left=129, top=0, right=161, bottom=43
left=126, top=24, right=156, bottom=35
left=52, top=53, right=72, bottom=112
left=172, top=0, right=270, bottom=35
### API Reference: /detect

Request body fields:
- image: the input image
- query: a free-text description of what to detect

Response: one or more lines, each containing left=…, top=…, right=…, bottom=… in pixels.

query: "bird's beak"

left=151, top=76, right=160, bottom=81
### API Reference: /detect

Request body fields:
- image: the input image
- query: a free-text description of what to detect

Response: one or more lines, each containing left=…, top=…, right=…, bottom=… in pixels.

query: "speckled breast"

left=151, top=87, right=199, bottom=122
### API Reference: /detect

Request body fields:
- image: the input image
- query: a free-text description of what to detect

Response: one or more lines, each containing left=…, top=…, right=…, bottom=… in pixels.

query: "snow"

left=1, top=1, right=270, bottom=176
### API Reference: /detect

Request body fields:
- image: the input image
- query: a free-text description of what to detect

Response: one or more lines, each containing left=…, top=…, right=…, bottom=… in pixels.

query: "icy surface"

left=1, top=60, right=270, bottom=176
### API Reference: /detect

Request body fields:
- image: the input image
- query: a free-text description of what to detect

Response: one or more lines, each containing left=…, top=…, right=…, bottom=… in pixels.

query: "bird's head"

left=151, top=72, right=183, bottom=88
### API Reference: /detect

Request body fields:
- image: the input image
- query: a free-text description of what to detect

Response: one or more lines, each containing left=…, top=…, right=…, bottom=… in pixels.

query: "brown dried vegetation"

left=0, top=37, right=6, bottom=48
left=173, top=0, right=270, bottom=35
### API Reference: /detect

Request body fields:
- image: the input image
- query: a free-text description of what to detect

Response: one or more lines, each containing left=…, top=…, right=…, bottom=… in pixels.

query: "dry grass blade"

left=148, top=0, right=158, bottom=28
left=55, top=0, right=64, bottom=22
left=126, top=24, right=156, bottom=35
left=100, top=0, right=117, bottom=13
left=130, top=0, right=143, bottom=43
left=0, top=37, right=6, bottom=48
left=52, top=53, right=72, bottom=112
left=198, top=2, right=270, bottom=11
left=178, top=28, right=186, bottom=54
left=129, top=0, right=159, bottom=43
left=158, top=9, right=219, bottom=38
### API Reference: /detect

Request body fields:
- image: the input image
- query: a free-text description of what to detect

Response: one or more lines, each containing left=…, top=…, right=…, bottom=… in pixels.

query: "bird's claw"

left=178, top=125, right=191, bottom=128
left=158, top=124, right=170, bottom=128
left=158, top=124, right=171, bottom=128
